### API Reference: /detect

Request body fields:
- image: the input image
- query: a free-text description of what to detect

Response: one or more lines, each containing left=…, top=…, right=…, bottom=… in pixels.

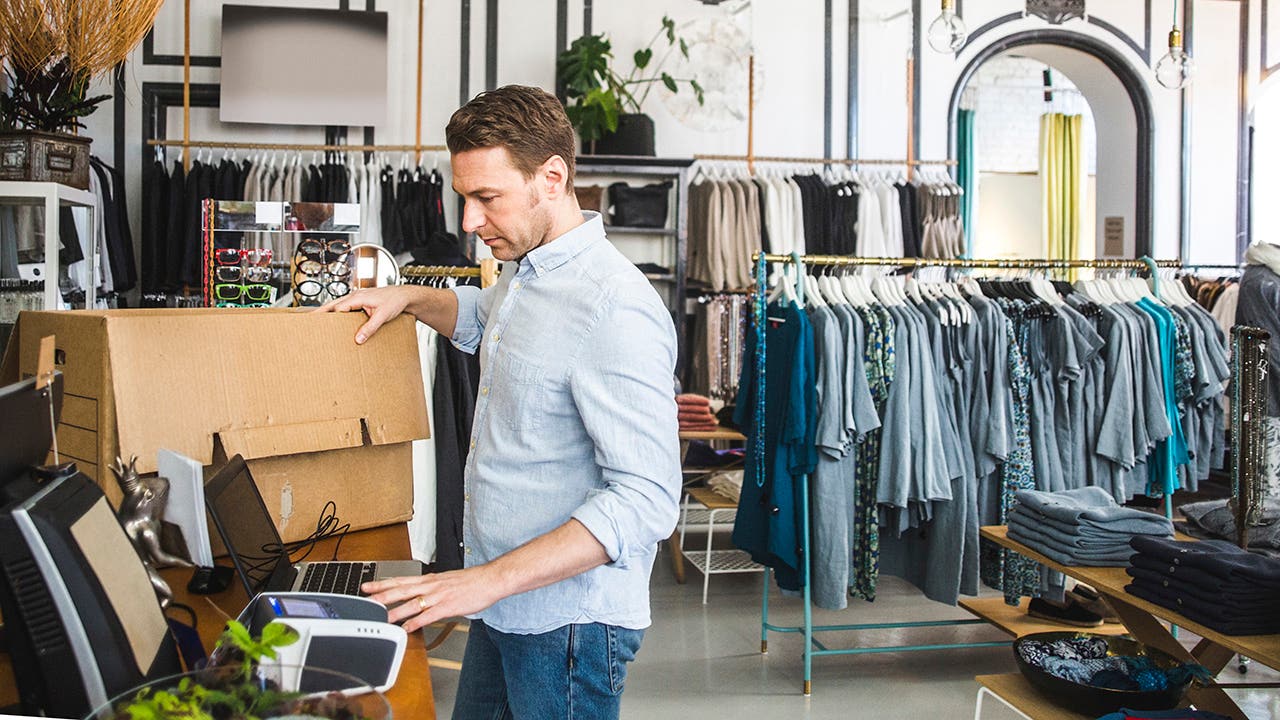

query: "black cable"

left=259, top=501, right=351, bottom=565
left=165, top=601, right=197, bottom=632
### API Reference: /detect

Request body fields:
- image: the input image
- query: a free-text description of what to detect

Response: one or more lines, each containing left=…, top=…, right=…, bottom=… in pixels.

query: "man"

left=323, top=85, right=681, bottom=719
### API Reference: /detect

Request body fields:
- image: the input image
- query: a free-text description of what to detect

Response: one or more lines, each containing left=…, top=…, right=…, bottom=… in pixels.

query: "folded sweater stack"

left=1125, top=536, right=1280, bottom=635
left=676, top=393, right=718, bottom=432
left=1007, top=487, right=1174, bottom=567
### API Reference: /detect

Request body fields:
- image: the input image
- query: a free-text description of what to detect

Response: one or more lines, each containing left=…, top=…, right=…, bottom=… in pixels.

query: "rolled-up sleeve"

left=450, top=284, right=485, bottom=353
left=569, top=290, right=682, bottom=569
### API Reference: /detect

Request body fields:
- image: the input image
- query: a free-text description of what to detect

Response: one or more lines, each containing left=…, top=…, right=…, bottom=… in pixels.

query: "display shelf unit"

left=0, top=181, right=97, bottom=310
left=677, top=486, right=763, bottom=604
left=958, top=597, right=1132, bottom=639
left=576, top=155, right=693, bottom=370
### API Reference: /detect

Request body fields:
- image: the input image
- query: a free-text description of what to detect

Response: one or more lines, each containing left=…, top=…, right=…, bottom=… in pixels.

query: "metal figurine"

left=110, top=455, right=193, bottom=608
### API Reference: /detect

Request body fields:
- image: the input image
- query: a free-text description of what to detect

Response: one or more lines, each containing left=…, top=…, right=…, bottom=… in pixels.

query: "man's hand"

left=318, top=285, right=416, bottom=344
left=363, top=567, right=502, bottom=633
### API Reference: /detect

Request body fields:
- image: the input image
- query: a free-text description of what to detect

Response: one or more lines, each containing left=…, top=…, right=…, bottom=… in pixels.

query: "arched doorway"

left=947, top=30, right=1155, bottom=258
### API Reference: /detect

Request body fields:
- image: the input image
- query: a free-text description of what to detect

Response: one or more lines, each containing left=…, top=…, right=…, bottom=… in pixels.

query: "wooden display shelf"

left=959, top=596, right=1132, bottom=639
left=975, top=673, right=1093, bottom=720
left=981, top=526, right=1280, bottom=670
left=684, top=485, right=738, bottom=511
left=678, top=426, right=746, bottom=441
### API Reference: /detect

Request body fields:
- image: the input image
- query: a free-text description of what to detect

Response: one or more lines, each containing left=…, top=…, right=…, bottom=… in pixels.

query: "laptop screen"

left=204, top=455, right=291, bottom=596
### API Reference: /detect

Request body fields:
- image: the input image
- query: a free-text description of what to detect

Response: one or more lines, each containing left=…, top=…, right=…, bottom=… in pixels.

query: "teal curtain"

left=956, top=108, right=977, bottom=257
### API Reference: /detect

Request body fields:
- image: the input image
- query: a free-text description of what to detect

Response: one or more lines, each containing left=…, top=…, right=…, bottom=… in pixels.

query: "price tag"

left=255, top=202, right=283, bottom=226
left=334, top=203, right=360, bottom=228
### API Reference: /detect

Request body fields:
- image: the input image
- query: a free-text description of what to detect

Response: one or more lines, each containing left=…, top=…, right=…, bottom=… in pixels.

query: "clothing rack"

left=746, top=251, right=1186, bottom=695
left=401, top=258, right=499, bottom=288
left=147, top=139, right=447, bottom=154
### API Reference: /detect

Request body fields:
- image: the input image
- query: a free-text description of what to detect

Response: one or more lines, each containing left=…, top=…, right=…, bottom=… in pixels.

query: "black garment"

left=410, top=230, right=472, bottom=267
left=1130, top=535, right=1280, bottom=586
left=1124, top=581, right=1280, bottom=635
left=142, top=160, right=169, bottom=293
left=432, top=339, right=480, bottom=572
left=89, top=158, right=137, bottom=292
left=897, top=183, right=921, bottom=258
left=57, top=206, right=84, bottom=266
left=163, top=160, right=186, bottom=287
left=181, top=161, right=213, bottom=286
left=380, top=167, right=401, bottom=253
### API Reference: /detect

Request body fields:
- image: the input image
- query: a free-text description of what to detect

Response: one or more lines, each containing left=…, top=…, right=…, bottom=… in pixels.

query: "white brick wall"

left=964, top=56, right=1097, bottom=175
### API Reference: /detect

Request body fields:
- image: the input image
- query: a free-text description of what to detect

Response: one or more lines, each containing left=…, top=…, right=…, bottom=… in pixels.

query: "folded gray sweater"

left=1008, top=519, right=1136, bottom=566
left=1013, top=487, right=1174, bottom=535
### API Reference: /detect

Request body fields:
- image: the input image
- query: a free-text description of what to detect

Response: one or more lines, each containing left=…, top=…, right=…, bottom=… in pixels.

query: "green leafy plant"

left=0, top=58, right=111, bottom=133
left=556, top=15, right=705, bottom=144
left=112, top=619, right=373, bottom=720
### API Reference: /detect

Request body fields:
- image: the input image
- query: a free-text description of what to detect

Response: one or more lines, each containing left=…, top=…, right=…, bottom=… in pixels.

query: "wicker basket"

left=0, top=130, right=92, bottom=190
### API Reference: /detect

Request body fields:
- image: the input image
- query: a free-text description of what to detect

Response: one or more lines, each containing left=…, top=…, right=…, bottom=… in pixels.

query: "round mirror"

left=350, top=243, right=401, bottom=289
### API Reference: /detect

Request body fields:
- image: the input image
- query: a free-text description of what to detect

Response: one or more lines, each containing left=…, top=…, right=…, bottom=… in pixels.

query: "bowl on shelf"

left=1012, top=631, right=1192, bottom=717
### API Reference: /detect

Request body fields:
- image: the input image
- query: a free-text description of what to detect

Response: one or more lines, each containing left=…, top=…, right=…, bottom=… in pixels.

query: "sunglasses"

left=216, top=302, right=270, bottom=308
left=214, top=282, right=275, bottom=303
left=298, top=238, right=350, bottom=262
left=216, top=265, right=274, bottom=283
left=296, top=279, right=350, bottom=298
left=215, top=247, right=273, bottom=266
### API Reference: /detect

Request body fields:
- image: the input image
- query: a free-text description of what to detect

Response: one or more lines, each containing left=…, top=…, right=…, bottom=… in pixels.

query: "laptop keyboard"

left=299, top=561, right=378, bottom=596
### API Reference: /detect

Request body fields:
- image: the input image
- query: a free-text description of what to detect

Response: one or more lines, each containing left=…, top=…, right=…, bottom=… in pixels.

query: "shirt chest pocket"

left=496, top=352, right=548, bottom=431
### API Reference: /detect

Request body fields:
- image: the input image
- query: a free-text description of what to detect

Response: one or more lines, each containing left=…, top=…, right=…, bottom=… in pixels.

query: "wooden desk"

left=982, top=525, right=1280, bottom=719
left=0, top=524, right=435, bottom=718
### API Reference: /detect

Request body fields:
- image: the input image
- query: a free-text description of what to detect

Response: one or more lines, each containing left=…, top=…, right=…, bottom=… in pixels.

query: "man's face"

left=451, top=146, right=555, bottom=262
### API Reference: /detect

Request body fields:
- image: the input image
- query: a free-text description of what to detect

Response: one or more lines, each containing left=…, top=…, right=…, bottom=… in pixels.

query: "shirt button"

left=465, top=547, right=472, bottom=555
left=481, top=387, right=489, bottom=396
left=470, top=440, right=476, bottom=450
left=491, top=333, right=500, bottom=343
left=464, top=494, right=470, bottom=502
left=511, top=281, right=520, bottom=290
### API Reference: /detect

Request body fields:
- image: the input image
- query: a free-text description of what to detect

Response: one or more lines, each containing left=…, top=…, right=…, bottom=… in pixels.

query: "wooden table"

left=981, top=525, right=1280, bottom=719
left=0, top=524, right=435, bottom=718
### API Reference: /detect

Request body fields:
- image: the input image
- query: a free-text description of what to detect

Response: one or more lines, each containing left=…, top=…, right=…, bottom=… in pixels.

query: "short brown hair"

left=446, top=85, right=576, bottom=189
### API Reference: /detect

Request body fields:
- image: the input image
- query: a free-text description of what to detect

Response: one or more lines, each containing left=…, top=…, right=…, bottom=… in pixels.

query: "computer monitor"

left=0, top=372, right=181, bottom=717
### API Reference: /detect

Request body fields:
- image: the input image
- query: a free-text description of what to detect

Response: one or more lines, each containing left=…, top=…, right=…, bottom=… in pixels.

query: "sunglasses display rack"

left=201, top=200, right=360, bottom=308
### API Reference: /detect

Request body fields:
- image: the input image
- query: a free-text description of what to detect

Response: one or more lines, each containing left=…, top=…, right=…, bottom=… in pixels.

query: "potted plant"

left=89, top=620, right=389, bottom=719
left=557, top=15, right=705, bottom=156
left=0, top=1, right=163, bottom=189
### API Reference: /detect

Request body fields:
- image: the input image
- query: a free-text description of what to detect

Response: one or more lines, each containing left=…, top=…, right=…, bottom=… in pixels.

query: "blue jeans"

left=451, top=620, right=645, bottom=720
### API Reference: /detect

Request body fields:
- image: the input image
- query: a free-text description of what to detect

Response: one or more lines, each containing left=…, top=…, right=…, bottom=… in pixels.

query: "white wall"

left=72, top=0, right=1269, bottom=292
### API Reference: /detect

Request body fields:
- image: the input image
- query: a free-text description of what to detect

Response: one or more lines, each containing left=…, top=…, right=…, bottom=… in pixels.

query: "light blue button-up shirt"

left=449, top=211, right=682, bottom=634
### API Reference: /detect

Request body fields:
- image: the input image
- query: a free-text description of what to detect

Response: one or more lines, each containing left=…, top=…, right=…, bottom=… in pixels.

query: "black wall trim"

left=824, top=0, right=833, bottom=160
left=847, top=0, right=859, bottom=158
left=958, top=13, right=1025, bottom=55
left=113, top=64, right=127, bottom=174
left=1086, top=16, right=1148, bottom=64
left=141, top=29, right=220, bottom=67
left=486, top=0, right=499, bottom=91
left=944, top=30, right=1156, bottom=258
left=1238, top=0, right=1252, bottom=259
left=460, top=0, right=472, bottom=105
left=912, top=0, right=921, bottom=161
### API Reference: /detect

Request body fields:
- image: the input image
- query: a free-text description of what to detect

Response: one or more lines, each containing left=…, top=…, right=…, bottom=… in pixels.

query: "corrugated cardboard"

left=0, top=308, right=429, bottom=542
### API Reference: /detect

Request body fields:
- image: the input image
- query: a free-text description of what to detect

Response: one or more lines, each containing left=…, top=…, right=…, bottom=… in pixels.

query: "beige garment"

left=706, top=182, right=727, bottom=291
left=711, top=181, right=734, bottom=292
left=735, top=179, right=761, bottom=289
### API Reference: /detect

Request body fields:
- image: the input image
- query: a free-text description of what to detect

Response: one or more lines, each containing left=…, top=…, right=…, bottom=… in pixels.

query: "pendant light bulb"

left=1155, top=27, right=1194, bottom=89
left=927, top=0, right=967, bottom=54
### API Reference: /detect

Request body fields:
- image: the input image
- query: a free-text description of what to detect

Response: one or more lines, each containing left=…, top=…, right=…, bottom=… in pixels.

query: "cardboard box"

left=0, top=308, right=429, bottom=542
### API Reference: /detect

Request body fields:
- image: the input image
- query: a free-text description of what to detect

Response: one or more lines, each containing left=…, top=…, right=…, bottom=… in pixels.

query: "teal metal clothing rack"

left=747, top=252, right=1184, bottom=695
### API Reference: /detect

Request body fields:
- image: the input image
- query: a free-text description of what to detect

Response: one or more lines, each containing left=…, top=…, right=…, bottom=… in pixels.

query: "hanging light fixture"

left=927, top=0, right=967, bottom=54
left=1154, top=0, right=1194, bottom=89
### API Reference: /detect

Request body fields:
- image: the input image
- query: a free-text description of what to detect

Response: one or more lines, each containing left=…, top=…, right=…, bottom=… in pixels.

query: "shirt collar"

left=521, top=211, right=605, bottom=277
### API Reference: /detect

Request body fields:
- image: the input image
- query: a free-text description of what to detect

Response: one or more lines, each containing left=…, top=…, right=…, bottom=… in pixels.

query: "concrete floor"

left=427, top=541, right=1280, bottom=719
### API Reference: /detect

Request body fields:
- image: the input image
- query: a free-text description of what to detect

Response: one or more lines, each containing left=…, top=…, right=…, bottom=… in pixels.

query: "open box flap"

left=105, top=309, right=429, bottom=474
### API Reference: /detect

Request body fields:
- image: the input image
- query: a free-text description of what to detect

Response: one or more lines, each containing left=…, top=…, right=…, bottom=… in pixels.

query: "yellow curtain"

left=1040, top=113, right=1082, bottom=261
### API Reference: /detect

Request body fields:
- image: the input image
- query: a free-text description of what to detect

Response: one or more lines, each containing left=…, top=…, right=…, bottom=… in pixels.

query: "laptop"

left=204, top=454, right=422, bottom=598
